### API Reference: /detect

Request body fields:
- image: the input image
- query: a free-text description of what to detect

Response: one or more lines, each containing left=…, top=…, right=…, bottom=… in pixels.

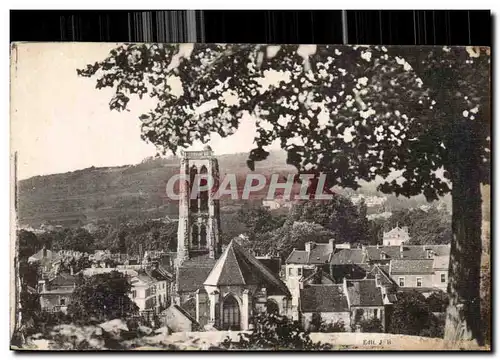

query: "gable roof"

left=204, top=240, right=290, bottom=296
left=302, top=268, right=336, bottom=285
left=345, top=279, right=384, bottom=307
left=364, top=245, right=451, bottom=261
left=162, top=304, right=198, bottom=326
left=49, top=272, right=78, bottom=287
left=300, top=284, right=349, bottom=313
left=433, top=255, right=449, bottom=270
left=330, top=249, right=365, bottom=265
left=366, top=265, right=397, bottom=287
left=177, top=255, right=217, bottom=293
left=286, top=250, right=309, bottom=264
left=390, top=259, right=434, bottom=274
left=29, top=248, right=61, bottom=263
left=308, top=243, right=333, bottom=264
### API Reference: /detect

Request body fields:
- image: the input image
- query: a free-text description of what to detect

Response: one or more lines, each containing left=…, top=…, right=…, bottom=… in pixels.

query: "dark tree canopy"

left=68, top=272, right=139, bottom=324
left=78, top=44, right=489, bottom=201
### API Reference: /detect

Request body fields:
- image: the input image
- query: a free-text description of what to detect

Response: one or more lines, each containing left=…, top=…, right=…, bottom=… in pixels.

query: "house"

left=28, top=247, right=62, bottom=278
left=38, top=272, right=78, bottom=313
left=389, top=259, right=436, bottom=291
left=160, top=304, right=200, bottom=332
left=328, top=247, right=368, bottom=282
left=81, top=265, right=173, bottom=313
left=382, top=226, right=410, bottom=246
left=300, top=284, right=351, bottom=331
left=130, top=267, right=171, bottom=313
left=344, top=279, right=387, bottom=331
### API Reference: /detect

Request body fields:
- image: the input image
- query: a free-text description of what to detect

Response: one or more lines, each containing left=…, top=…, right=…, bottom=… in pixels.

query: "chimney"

left=376, top=244, right=380, bottom=249
left=305, top=242, right=314, bottom=252
left=328, top=238, right=335, bottom=253
left=400, top=243, right=404, bottom=258
left=38, top=280, right=47, bottom=293
left=42, top=245, right=47, bottom=259
left=70, top=266, right=74, bottom=276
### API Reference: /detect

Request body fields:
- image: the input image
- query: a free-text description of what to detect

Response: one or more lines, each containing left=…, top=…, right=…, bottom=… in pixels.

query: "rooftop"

left=300, top=284, right=349, bottom=313
left=345, top=279, right=384, bottom=307
left=390, top=259, right=435, bottom=275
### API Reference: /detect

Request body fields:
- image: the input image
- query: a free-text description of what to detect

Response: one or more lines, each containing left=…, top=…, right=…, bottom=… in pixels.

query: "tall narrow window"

left=200, top=165, right=209, bottom=212
left=200, top=225, right=207, bottom=248
left=399, top=277, right=405, bottom=287
left=191, top=224, right=199, bottom=247
left=441, top=273, right=446, bottom=283
left=373, top=308, right=378, bottom=318
left=222, top=295, right=240, bottom=331
left=189, top=165, right=199, bottom=213
left=416, top=277, right=422, bottom=287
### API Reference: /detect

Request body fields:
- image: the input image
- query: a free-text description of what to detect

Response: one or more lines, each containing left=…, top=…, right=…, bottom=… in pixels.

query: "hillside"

left=16, top=151, right=295, bottom=227
left=16, top=150, right=449, bottom=228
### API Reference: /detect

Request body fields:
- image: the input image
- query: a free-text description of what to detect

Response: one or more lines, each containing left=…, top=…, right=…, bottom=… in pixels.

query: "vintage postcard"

left=10, top=43, right=490, bottom=350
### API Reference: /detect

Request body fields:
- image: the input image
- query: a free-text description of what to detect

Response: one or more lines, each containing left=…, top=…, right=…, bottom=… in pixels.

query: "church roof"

left=177, top=254, right=217, bottom=293
left=204, top=240, right=290, bottom=296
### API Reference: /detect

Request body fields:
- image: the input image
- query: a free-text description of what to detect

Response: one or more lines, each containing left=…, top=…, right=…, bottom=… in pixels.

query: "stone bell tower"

left=176, top=145, right=221, bottom=265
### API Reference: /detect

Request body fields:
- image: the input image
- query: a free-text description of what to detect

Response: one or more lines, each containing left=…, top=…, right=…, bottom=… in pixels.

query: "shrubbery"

left=221, top=312, right=332, bottom=350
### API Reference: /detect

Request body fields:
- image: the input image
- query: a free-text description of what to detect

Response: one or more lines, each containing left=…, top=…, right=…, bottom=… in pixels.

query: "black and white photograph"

left=10, top=41, right=491, bottom=350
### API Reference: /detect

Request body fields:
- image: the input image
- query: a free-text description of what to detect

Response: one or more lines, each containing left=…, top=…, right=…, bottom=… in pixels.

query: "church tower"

left=176, top=146, right=221, bottom=265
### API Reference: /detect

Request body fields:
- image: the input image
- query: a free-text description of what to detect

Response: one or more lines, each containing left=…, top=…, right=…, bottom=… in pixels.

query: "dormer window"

left=381, top=252, right=387, bottom=260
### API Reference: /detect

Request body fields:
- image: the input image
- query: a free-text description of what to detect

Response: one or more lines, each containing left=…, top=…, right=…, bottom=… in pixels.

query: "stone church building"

left=169, top=147, right=291, bottom=331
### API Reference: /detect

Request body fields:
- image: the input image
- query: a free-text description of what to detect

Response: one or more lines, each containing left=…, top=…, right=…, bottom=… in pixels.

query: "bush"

left=221, top=312, right=332, bottom=350
left=358, top=317, right=383, bottom=333
left=321, top=320, right=346, bottom=333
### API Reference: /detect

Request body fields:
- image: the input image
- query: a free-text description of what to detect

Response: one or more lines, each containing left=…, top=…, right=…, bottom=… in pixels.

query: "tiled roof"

left=390, top=259, right=434, bottom=274
left=308, top=244, right=333, bottom=264
left=364, top=245, right=450, bottom=261
left=300, top=285, right=349, bottom=313
left=330, top=249, right=365, bottom=265
left=302, top=268, right=336, bottom=285
left=286, top=250, right=309, bottom=264
left=204, top=240, right=290, bottom=296
left=177, top=255, right=217, bottom=293
left=257, top=257, right=281, bottom=277
left=346, top=279, right=384, bottom=306
left=433, top=255, right=449, bottom=270
left=366, top=265, right=397, bottom=287
left=29, top=248, right=61, bottom=262
left=49, top=272, right=78, bottom=287
left=285, top=243, right=333, bottom=265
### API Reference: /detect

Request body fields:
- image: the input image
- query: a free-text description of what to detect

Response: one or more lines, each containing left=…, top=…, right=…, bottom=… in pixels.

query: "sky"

left=11, top=43, right=274, bottom=180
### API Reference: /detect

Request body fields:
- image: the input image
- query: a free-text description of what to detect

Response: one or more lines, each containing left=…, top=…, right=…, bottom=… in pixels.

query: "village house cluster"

left=27, top=148, right=450, bottom=333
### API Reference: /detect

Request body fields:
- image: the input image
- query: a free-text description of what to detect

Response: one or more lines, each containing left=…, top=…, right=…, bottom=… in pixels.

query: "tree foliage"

left=78, top=43, right=490, bottom=344
left=67, top=272, right=139, bottom=324
left=221, top=312, right=331, bottom=350
left=389, top=291, right=443, bottom=337
left=358, top=317, right=383, bottom=333
left=379, top=205, right=452, bottom=245
left=77, top=44, right=489, bottom=200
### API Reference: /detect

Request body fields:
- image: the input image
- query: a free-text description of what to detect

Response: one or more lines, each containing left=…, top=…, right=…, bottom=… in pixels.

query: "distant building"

left=382, top=226, right=410, bottom=246
left=29, top=246, right=62, bottom=279
left=38, top=272, right=78, bottom=313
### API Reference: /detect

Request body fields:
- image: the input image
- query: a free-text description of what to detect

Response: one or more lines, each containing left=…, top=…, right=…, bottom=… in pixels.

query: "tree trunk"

left=444, top=120, right=484, bottom=346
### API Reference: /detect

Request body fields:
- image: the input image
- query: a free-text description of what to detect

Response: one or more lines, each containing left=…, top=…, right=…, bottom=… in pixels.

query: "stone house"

left=299, top=284, right=351, bottom=331
left=344, top=279, right=387, bottom=331
left=38, top=272, right=78, bottom=313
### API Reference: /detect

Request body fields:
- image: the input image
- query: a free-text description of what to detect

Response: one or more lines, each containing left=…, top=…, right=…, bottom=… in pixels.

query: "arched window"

left=222, top=295, right=240, bottom=330
left=189, top=165, right=199, bottom=213
left=266, top=299, right=279, bottom=314
left=200, top=225, right=207, bottom=248
left=200, top=165, right=209, bottom=212
left=191, top=224, right=199, bottom=247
